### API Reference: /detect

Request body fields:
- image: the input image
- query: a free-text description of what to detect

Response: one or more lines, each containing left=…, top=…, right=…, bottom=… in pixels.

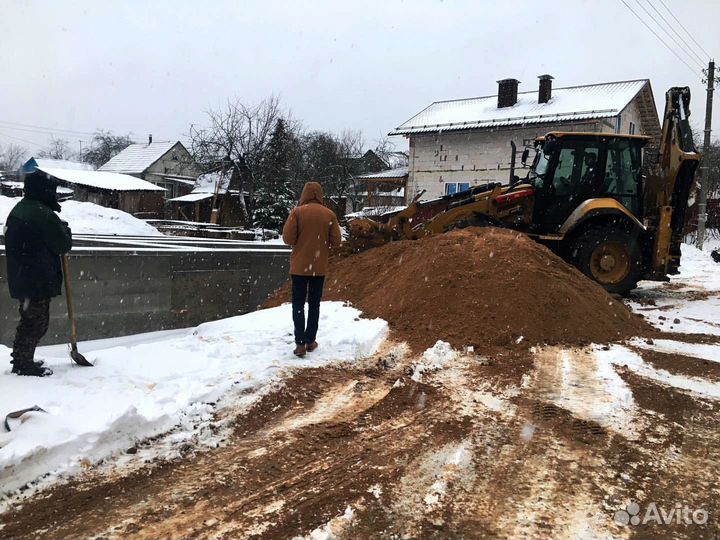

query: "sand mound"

left=268, top=227, right=650, bottom=352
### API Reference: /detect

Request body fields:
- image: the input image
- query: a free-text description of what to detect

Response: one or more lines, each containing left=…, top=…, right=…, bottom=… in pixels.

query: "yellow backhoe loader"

left=349, top=87, right=700, bottom=295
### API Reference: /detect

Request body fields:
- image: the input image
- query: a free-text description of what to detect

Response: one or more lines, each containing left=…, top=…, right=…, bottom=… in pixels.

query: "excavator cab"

left=527, top=133, right=647, bottom=234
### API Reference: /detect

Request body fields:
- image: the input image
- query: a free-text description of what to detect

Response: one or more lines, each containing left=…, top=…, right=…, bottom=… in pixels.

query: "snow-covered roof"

left=32, top=158, right=95, bottom=171
left=357, top=167, right=409, bottom=180
left=169, top=192, right=214, bottom=203
left=391, top=79, right=649, bottom=135
left=38, top=167, right=165, bottom=192
left=99, top=141, right=179, bottom=173
left=192, top=170, right=232, bottom=195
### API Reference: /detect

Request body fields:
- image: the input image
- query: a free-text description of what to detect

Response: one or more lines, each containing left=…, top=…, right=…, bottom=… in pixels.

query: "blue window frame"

left=445, top=183, right=457, bottom=196
left=458, top=182, right=470, bottom=192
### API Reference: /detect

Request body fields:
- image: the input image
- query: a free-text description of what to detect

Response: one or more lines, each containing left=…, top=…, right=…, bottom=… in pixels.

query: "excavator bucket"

left=346, top=217, right=394, bottom=253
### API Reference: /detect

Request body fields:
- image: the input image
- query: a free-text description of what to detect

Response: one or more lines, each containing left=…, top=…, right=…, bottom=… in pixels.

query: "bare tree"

left=335, top=129, right=365, bottom=209
left=0, top=143, right=29, bottom=174
left=80, top=131, right=134, bottom=169
left=37, top=136, right=73, bottom=160
left=188, top=95, right=285, bottom=222
left=373, top=136, right=396, bottom=164
left=374, top=136, right=408, bottom=168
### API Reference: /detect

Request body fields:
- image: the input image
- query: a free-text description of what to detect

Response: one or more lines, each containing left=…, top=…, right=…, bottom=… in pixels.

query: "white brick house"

left=390, top=76, right=661, bottom=201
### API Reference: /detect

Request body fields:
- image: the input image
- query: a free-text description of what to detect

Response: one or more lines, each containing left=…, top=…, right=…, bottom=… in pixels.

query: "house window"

left=444, top=182, right=470, bottom=196
left=615, top=114, right=622, bottom=133
left=629, top=121, right=636, bottom=135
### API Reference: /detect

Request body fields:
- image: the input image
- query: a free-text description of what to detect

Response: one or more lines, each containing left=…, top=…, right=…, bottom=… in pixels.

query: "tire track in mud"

left=0, top=355, right=471, bottom=540
left=2, top=344, right=720, bottom=539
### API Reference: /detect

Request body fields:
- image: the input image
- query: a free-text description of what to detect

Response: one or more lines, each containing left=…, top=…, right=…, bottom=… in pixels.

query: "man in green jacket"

left=4, top=171, right=72, bottom=377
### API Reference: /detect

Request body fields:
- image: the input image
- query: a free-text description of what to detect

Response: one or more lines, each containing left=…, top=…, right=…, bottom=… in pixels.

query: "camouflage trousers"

left=11, top=298, right=51, bottom=366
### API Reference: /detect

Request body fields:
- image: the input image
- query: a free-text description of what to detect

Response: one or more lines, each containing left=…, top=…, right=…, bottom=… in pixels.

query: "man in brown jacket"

left=282, top=182, right=342, bottom=357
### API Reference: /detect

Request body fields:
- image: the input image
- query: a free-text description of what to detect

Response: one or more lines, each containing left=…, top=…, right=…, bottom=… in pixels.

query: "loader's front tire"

left=571, top=226, right=643, bottom=296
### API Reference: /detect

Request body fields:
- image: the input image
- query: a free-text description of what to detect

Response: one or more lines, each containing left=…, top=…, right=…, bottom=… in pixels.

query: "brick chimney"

left=538, top=74, right=554, bottom=104
left=497, top=79, right=520, bottom=108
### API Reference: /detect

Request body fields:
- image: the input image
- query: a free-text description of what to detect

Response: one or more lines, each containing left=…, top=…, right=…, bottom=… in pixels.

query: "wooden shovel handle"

left=61, top=255, right=78, bottom=345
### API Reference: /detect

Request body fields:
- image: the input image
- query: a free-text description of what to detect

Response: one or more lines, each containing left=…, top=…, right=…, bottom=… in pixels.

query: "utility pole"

left=695, top=60, right=718, bottom=249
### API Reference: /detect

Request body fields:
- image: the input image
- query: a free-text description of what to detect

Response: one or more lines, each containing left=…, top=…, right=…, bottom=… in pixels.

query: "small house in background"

left=36, top=166, right=165, bottom=216
left=348, top=151, right=409, bottom=212
left=354, top=149, right=390, bottom=173
left=355, top=167, right=408, bottom=208
left=168, top=165, right=244, bottom=226
left=99, top=137, right=200, bottom=201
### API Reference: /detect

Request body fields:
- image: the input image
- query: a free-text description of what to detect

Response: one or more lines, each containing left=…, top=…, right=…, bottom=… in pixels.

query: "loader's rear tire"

left=571, top=226, right=643, bottom=296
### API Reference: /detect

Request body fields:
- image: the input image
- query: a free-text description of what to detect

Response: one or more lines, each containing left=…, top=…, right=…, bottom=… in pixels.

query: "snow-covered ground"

left=0, top=195, right=161, bottom=236
left=629, top=242, right=720, bottom=336
left=0, top=302, right=387, bottom=496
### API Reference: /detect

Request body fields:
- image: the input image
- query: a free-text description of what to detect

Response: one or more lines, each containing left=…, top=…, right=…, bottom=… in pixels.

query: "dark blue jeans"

left=291, top=275, right=325, bottom=345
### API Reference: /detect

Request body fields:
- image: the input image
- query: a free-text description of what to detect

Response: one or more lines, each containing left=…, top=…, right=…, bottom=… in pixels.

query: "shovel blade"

left=70, top=345, right=93, bottom=367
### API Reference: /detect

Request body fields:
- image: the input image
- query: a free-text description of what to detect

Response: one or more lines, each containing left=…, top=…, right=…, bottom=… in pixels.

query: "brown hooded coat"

left=282, top=182, right=342, bottom=276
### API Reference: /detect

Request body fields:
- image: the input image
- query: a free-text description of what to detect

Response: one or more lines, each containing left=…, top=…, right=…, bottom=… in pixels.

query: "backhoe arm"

left=646, top=87, right=701, bottom=275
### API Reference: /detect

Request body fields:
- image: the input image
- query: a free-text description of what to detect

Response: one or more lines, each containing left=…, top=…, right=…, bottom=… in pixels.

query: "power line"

left=643, top=0, right=707, bottom=66
left=0, top=123, right=95, bottom=142
left=657, top=0, right=712, bottom=60
left=636, top=0, right=705, bottom=70
left=0, top=119, right=97, bottom=137
left=0, top=129, right=46, bottom=149
left=619, top=0, right=700, bottom=78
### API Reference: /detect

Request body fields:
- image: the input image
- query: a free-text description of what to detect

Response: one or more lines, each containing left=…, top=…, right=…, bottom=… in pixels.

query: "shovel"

left=61, top=255, right=93, bottom=367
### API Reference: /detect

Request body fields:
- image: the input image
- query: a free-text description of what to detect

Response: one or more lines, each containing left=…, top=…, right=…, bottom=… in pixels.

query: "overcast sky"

left=1, top=0, right=718, bottom=157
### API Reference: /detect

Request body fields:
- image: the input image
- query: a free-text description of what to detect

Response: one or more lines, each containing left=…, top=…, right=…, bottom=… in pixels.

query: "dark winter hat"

left=23, top=171, right=62, bottom=212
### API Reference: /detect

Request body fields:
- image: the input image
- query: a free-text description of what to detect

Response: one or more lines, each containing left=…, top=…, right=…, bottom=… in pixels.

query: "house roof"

left=21, top=157, right=95, bottom=174
left=356, top=167, right=409, bottom=180
left=32, top=158, right=95, bottom=171
left=99, top=141, right=179, bottom=173
left=169, top=192, right=214, bottom=203
left=38, top=167, right=166, bottom=192
left=391, top=79, right=650, bottom=135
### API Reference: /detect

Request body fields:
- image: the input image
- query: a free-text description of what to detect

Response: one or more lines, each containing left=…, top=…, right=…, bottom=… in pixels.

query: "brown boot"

left=293, top=344, right=307, bottom=357
left=306, top=342, right=319, bottom=352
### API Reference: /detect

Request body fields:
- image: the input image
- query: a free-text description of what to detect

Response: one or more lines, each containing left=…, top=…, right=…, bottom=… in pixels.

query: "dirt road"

left=2, top=337, right=719, bottom=539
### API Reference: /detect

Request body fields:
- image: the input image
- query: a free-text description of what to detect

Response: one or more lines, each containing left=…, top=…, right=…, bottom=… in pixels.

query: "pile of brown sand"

left=267, top=227, right=650, bottom=352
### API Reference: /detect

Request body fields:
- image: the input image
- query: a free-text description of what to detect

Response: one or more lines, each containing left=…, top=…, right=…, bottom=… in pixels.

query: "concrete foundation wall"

left=0, top=248, right=290, bottom=347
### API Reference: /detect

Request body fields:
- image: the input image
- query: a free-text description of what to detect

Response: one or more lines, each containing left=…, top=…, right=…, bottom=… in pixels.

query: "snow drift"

left=0, top=195, right=161, bottom=236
